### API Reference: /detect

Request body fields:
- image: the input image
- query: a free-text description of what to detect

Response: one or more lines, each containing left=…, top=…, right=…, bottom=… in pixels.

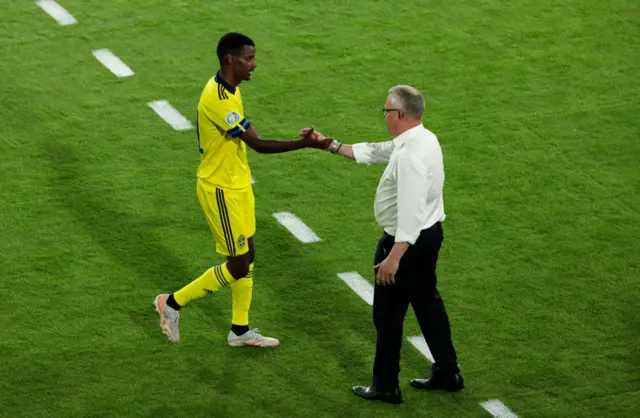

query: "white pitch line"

left=337, top=272, right=374, bottom=306
left=407, top=335, right=435, bottom=363
left=480, top=400, right=518, bottom=418
left=272, top=212, right=320, bottom=243
left=147, top=100, right=193, bottom=131
left=92, top=49, right=134, bottom=78
left=251, top=177, right=255, bottom=184
left=36, top=0, right=77, bottom=25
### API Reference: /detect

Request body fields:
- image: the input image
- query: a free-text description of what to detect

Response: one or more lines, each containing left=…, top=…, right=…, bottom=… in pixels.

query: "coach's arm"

left=298, top=127, right=393, bottom=164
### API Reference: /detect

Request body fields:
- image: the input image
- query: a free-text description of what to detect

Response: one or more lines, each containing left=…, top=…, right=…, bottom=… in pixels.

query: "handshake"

left=297, top=126, right=337, bottom=151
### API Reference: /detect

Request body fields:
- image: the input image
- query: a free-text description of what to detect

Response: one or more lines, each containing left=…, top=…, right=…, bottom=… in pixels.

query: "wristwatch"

left=329, top=139, right=342, bottom=154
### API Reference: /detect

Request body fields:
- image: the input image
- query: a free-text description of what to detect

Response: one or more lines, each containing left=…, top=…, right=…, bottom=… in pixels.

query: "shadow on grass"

left=43, top=142, right=227, bottom=336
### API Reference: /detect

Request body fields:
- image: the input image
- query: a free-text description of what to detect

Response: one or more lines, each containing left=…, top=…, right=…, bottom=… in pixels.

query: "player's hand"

left=301, top=126, right=331, bottom=150
left=374, top=256, right=399, bottom=286
left=299, top=126, right=326, bottom=141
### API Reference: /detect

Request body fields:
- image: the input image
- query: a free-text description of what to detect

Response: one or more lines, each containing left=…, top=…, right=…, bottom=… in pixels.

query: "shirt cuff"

left=226, top=119, right=251, bottom=138
left=394, top=229, right=420, bottom=245
left=351, top=143, right=371, bottom=164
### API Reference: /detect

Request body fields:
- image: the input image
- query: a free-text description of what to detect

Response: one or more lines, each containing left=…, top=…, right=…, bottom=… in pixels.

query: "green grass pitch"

left=0, top=0, right=638, bottom=416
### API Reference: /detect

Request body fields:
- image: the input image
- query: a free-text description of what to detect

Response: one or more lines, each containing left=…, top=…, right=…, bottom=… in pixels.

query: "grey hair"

left=388, top=85, right=425, bottom=120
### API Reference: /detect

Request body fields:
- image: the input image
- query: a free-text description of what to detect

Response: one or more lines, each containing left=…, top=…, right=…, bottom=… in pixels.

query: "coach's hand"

left=375, top=256, right=399, bottom=286
left=299, top=126, right=327, bottom=141
left=301, top=126, right=331, bottom=149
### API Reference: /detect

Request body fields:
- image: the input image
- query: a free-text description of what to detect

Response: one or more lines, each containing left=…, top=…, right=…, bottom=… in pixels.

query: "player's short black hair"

left=217, top=32, right=255, bottom=67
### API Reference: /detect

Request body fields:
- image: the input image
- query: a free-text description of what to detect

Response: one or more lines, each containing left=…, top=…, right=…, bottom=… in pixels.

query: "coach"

left=300, top=85, right=464, bottom=404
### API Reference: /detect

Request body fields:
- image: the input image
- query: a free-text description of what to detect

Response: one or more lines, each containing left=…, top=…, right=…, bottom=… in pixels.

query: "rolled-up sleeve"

left=394, top=153, right=429, bottom=244
left=352, top=141, right=395, bottom=165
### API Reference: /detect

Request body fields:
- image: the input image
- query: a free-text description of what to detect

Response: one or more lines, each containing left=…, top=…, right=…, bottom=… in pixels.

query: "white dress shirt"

left=351, top=124, right=445, bottom=245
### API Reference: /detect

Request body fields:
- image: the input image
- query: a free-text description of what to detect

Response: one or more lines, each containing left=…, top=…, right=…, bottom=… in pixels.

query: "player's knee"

left=227, top=264, right=250, bottom=280
left=226, top=256, right=251, bottom=279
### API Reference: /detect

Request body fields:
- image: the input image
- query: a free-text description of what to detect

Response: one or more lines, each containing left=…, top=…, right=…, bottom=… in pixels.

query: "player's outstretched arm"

left=240, top=126, right=330, bottom=154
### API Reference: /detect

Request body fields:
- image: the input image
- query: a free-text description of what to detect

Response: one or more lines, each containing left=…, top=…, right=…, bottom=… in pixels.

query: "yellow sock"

left=174, top=263, right=236, bottom=307
left=231, top=263, right=254, bottom=326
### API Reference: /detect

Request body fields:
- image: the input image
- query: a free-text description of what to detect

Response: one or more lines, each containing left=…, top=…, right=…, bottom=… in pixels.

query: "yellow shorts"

left=197, top=182, right=255, bottom=257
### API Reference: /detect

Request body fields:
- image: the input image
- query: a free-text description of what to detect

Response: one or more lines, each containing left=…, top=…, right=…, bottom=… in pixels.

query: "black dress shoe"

left=351, top=385, right=403, bottom=404
left=410, top=372, right=464, bottom=392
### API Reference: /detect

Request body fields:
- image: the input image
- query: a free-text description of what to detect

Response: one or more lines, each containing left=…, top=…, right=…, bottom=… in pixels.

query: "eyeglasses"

left=382, top=108, right=402, bottom=117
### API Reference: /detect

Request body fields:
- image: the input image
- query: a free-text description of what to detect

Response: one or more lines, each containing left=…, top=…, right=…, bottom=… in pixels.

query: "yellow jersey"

left=196, top=72, right=252, bottom=191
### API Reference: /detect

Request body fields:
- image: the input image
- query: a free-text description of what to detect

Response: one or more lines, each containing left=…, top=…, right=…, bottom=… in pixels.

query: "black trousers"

left=372, top=222, right=459, bottom=390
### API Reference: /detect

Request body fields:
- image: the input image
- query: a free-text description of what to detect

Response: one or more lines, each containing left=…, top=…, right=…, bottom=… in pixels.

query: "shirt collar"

left=393, top=124, right=423, bottom=147
left=215, top=71, right=237, bottom=95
